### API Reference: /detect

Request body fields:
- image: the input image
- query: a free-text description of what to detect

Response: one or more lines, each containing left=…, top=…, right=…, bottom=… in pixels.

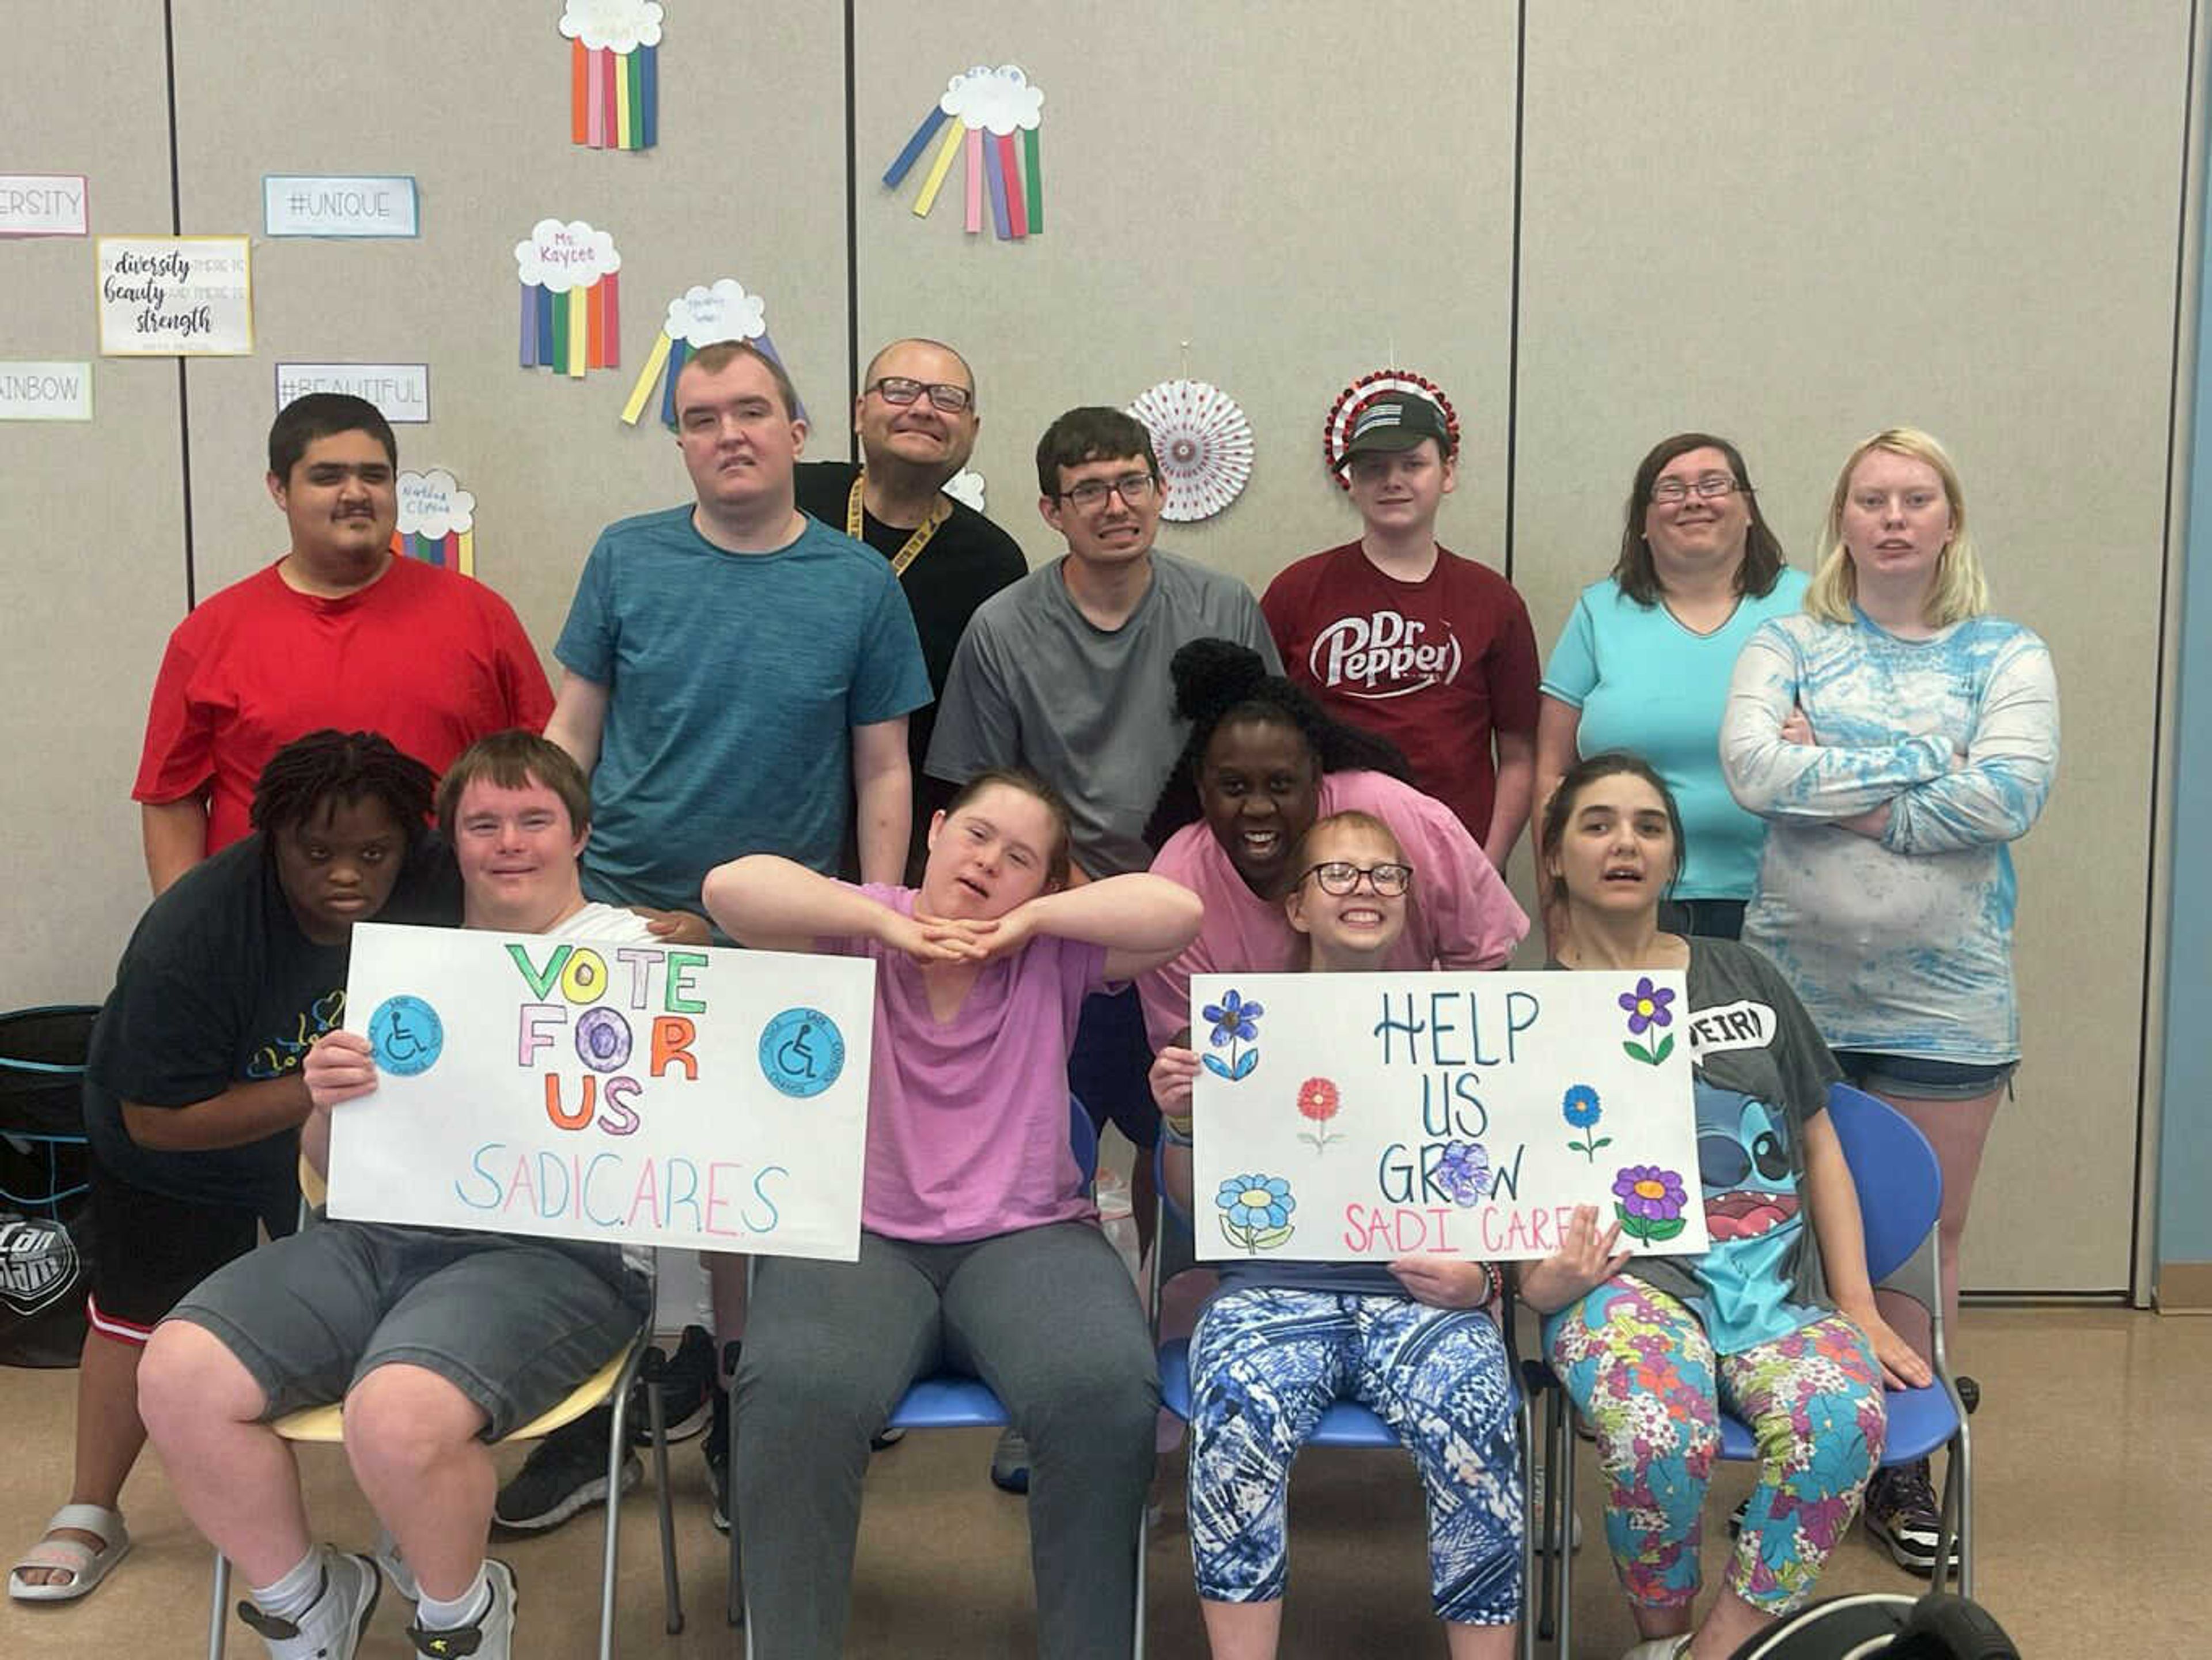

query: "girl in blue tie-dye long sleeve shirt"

left=1718, top=427, right=2056, bottom=1576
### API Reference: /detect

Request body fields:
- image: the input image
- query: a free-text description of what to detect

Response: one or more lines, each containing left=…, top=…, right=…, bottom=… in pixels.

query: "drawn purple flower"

left=1618, top=978, right=1676, bottom=1036
left=1612, top=1164, right=1690, bottom=1243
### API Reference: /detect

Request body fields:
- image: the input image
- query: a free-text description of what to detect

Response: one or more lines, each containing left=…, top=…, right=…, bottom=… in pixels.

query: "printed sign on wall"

left=0, top=362, right=92, bottom=421
left=1189, top=970, right=1705, bottom=1263
left=329, top=923, right=876, bottom=1261
left=275, top=363, right=430, bottom=423
left=263, top=176, right=419, bottom=238
left=0, top=174, right=89, bottom=237
left=96, top=236, right=252, bottom=356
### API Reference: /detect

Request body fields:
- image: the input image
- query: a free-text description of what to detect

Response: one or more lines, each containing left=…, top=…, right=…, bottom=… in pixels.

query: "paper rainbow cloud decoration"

left=562, top=1, right=661, bottom=150
left=882, top=65, right=1045, bottom=241
left=395, top=469, right=476, bottom=575
left=620, top=278, right=804, bottom=428
left=517, top=218, right=622, bottom=377
left=942, top=469, right=986, bottom=512
left=1323, top=368, right=1461, bottom=489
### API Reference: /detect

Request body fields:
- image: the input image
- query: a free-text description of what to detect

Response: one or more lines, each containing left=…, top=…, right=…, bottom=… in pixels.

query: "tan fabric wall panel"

left=851, top=2, right=1522, bottom=593
left=168, top=1, right=851, bottom=659
left=1513, top=2, right=2192, bottom=1291
left=0, top=13, right=183, bottom=1006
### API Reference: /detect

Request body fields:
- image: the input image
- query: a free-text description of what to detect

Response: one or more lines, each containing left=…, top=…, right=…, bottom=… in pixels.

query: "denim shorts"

left=1832, top=1049, right=2017, bottom=1102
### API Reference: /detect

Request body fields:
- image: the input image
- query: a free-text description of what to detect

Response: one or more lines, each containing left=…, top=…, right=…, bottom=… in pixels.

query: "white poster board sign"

left=329, top=923, right=876, bottom=1261
left=275, top=362, right=430, bottom=423
left=1190, top=970, right=1705, bottom=1263
left=96, top=235, right=253, bottom=356
left=263, top=175, right=419, bottom=238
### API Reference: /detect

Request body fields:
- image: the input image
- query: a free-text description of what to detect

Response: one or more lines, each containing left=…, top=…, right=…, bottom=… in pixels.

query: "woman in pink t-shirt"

left=1139, top=638, right=1528, bottom=1049
left=702, top=767, right=1200, bottom=1659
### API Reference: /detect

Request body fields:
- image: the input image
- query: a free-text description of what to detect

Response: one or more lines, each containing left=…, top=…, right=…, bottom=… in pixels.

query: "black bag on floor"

left=1730, top=1592, right=2020, bottom=1659
left=0, top=1005, right=99, bottom=1368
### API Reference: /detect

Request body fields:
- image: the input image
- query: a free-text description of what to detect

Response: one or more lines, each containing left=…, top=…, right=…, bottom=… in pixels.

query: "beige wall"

left=1, top=2, right=2190, bottom=1292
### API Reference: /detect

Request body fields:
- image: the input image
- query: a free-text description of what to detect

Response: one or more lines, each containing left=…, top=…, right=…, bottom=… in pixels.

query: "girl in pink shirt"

left=702, top=767, right=1200, bottom=1658
left=1141, top=639, right=1528, bottom=1049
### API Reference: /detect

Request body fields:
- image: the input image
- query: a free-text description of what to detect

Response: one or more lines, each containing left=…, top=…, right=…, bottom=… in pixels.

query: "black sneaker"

left=493, top=1411, right=639, bottom=1534
left=704, top=1383, right=731, bottom=1534
left=631, top=1325, right=715, bottom=1445
left=1863, top=1459, right=1956, bottom=1575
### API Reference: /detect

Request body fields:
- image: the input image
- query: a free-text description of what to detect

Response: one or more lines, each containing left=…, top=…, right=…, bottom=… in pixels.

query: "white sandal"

left=8, top=1504, right=131, bottom=1603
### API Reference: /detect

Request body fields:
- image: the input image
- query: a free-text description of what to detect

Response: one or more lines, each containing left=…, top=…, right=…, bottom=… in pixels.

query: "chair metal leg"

left=599, top=1338, right=647, bottom=1660
left=207, top=1552, right=232, bottom=1660
left=639, top=1345, right=684, bottom=1635
left=1946, top=1419, right=1974, bottom=1601
left=1554, top=1409, right=1575, bottom=1659
left=1535, top=1385, right=1559, bottom=1646
left=726, top=1342, right=745, bottom=1630
left=1131, top=1486, right=1148, bottom=1660
left=1516, top=1392, right=1537, bottom=1660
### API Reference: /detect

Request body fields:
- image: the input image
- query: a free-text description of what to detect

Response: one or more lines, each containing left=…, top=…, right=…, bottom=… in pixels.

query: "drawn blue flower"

left=1202, top=989, right=1264, bottom=1048
left=1217, top=1173, right=1295, bottom=1231
left=1435, top=1141, right=1491, bottom=1207
left=1562, top=1084, right=1602, bottom=1129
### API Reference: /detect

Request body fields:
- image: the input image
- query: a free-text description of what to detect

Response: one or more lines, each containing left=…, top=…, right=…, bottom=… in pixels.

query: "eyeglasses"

left=866, top=376, right=972, bottom=413
left=1298, top=860, right=1412, bottom=897
left=1650, top=474, right=1741, bottom=505
left=1058, top=472, right=1158, bottom=511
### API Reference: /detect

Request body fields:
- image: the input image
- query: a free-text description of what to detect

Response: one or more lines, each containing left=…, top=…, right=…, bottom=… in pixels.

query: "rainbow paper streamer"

left=519, top=271, right=620, bottom=377
left=621, top=328, right=804, bottom=429
left=882, top=65, right=1045, bottom=243
left=397, top=529, right=474, bottom=576
left=570, top=40, right=657, bottom=149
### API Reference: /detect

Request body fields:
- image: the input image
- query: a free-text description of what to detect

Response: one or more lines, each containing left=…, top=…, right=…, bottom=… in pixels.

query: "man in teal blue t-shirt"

left=546, top=339, right=931, bottom=929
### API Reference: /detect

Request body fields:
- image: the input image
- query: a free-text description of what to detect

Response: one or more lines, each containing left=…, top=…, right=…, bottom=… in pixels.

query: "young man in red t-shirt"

left=132, top=394, right=552, bottom=895
left=1262, top=394, right=1539, bottom=870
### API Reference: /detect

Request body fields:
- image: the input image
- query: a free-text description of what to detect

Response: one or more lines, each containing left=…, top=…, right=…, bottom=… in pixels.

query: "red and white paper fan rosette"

left=1323, top=368, right=1460, bottom=490
left=1127, top=379, right=1254, bottom=522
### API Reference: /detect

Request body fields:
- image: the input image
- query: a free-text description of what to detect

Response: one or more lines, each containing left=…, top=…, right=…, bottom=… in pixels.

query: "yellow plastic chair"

left=204, top=1158, right=683, bottom=1658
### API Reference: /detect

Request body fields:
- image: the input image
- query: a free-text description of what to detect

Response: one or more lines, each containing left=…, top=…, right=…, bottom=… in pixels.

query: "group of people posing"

left=11, top=333, right=2057, bottom=1660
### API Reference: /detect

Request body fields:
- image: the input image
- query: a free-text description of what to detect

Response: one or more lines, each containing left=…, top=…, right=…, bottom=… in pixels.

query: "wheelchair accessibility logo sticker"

left=368, top=995, right=444, bottom=1077
left=758, top=1007, right=844, bottom=1098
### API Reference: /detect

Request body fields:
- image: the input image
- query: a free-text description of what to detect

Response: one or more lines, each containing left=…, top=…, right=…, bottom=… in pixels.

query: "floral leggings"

left=1546, top=1278, right=1885, bottom=1615
left=1186, top=1287, right=1523, bottom=1624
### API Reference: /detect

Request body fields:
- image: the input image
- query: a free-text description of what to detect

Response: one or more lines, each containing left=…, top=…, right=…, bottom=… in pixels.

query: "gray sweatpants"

left=734, top=1221, right=1158, bottom=1657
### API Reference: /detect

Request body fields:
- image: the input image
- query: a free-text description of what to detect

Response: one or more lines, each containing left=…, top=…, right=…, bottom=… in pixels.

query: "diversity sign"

left=329, top=923, right=875, bottom=1261
left=1189, top=970, right=1705, bottom=1263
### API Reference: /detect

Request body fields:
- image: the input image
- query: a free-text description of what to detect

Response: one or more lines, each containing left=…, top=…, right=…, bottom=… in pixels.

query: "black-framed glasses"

left=1059, top=472, right=1158, bottom=511
left=1650, top=474, right=1741, bottom=505
left=1298, top=860, right=1412, bottom=897
left=866, top=376, right=972, bottom=413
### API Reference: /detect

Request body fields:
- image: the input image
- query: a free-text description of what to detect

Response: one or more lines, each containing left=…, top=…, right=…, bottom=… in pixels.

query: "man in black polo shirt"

left=794, top=336, right=1028, bottom=880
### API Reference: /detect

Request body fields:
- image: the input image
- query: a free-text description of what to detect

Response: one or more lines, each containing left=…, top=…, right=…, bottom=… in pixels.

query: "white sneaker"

left=1529, top=1464, right=1584, bottom=1553
left=237, top=1549, right=381, bottom=1660
left=407, top=1559, right=516, bottom=1660
left=1619, top=1638, right=1690, bottom=1659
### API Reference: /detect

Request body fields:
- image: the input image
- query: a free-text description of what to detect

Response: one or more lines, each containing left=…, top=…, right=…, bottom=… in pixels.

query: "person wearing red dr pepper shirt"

left=132, top=393, right=552, bottom=895
left=1262, top=392, right=1540, bottom=871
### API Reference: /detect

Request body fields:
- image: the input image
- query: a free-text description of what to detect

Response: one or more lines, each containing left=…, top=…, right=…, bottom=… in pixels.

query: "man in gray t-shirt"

left=927, top=407, right=1278, bottom=1290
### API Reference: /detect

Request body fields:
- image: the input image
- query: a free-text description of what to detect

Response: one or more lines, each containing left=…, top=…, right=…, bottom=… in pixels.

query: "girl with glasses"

left=1534, top=433, right=1805, bottom=946
left=1153, top=810, right=1613, bottom=1659
left=1538, top=751, right=1925, bottom=1660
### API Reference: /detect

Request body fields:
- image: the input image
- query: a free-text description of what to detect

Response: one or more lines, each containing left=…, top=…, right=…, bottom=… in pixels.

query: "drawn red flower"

left=1297, top=1077, right=1340, bottom=1124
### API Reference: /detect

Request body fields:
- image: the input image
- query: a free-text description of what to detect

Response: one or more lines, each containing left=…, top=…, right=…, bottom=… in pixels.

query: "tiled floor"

left=2, top=1306, right=2205, bottom=1657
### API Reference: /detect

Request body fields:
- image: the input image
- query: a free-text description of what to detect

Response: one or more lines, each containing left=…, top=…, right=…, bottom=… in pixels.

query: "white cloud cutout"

left=662, top=279, right=767, bottom=348
left=938, top=64, right=1044, bottom=135
left=514, top=218, right=622, bottom=293
left=396, top=469, right=475, bottom=539
left=559, top=0, right=664, bottom=53
left=942, top=469, right=986, bottom=512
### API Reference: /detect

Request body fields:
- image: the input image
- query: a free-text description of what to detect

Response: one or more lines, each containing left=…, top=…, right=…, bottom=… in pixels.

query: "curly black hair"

left=249, top=729, right=437, bottom=848
left=1142, top=638, right=1412, bottom=849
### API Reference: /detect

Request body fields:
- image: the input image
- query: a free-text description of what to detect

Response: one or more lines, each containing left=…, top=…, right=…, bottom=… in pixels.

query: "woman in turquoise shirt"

left=1534, top=433, right=1806, bottom=940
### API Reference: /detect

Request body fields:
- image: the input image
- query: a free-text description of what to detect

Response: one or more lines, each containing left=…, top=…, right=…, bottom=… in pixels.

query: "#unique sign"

left=1190, top=970, right=1705, bottom=1263
left=263, top=175, right=420, bottom=238
left=329, top=922, right=876, bottom=1261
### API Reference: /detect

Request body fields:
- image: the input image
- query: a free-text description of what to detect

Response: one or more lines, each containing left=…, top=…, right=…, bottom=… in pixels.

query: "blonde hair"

left=1804, top=427, right=1989, bottom=627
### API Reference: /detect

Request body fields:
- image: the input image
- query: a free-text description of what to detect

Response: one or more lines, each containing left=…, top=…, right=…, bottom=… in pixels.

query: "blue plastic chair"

left=1151, top=1143, right=1543, bottom=1660
left=1543, top=1082, right=1975, bottom=1658
left=732, top=1101, right=1149, bottom=1654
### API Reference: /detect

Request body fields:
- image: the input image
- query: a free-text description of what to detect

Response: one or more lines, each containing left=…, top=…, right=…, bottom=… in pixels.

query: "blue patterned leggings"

left=1185, top=1287, right=1523, bottom=1624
